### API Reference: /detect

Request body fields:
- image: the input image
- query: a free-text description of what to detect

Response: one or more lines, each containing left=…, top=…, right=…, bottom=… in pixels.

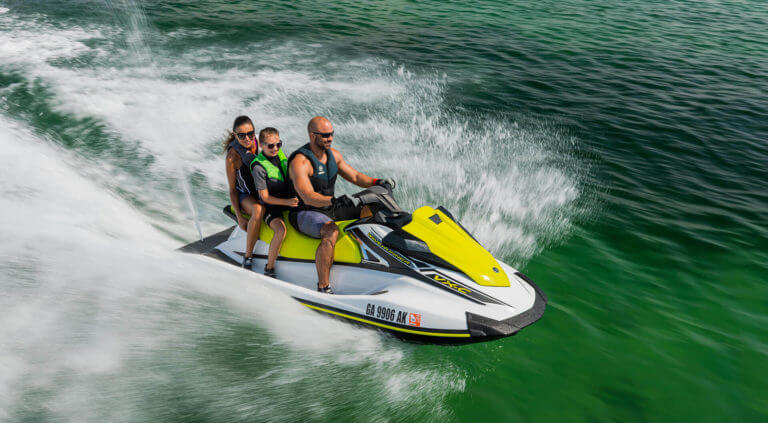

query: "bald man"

left=288, top=117, right=391, bottom=294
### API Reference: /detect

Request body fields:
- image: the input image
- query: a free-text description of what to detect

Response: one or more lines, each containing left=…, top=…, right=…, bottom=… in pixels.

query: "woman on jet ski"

left=251, top=127, right=299, bottom=277
left=223, top=115, right=264, bottom=268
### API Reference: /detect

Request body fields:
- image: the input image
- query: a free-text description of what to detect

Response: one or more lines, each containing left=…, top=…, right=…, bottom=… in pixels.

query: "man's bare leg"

left=316, top=221, right=339, bottom=289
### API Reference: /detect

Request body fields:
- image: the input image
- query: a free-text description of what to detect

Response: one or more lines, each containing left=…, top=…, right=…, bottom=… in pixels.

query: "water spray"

left=105, top=0, right=205, bottom=241
left=181, top=172, right=204, bottom=242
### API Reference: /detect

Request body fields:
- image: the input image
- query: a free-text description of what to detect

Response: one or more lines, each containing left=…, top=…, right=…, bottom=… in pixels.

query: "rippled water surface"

left=1, top=0, right=766, bottom=421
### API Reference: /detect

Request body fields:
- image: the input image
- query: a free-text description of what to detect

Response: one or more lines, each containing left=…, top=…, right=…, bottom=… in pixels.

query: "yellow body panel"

left=401, top=207, right=510, bottom=287
left=256, top=211, right=362, bottom=263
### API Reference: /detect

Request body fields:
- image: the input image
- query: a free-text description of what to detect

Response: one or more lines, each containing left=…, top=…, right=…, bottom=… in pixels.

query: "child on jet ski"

left=250, top=128, right=300, bottom=277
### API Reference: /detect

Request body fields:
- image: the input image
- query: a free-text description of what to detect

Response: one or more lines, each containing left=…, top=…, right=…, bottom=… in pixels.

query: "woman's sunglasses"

left=235, top=130, right=256, bottom=140
left=264, top=141, right=283, bottom=149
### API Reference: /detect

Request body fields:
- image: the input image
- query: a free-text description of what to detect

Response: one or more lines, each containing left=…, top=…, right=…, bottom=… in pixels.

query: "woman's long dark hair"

left=222, top=115, right=254, bottom=152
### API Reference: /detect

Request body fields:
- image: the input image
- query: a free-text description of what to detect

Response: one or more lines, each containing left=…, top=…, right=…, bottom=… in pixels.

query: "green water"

left=1, top=0, right=766, bottom=421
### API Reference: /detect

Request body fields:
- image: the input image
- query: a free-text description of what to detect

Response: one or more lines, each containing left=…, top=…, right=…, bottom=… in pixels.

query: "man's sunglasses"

left=235, top=130, right=256, bottom=140
left=313, top=131, right=334, bottom=138
left=264, top=141, right=283, bottom=149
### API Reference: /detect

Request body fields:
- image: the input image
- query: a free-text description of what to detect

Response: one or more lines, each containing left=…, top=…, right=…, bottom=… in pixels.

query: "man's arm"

left=289, top=155, right=333, bottom=208
left=333, top=149, right=377, bottom=188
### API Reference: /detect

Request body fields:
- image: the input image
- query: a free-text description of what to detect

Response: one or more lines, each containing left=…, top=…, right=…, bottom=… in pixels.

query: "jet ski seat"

left=224, top=205, right=362, bottom=264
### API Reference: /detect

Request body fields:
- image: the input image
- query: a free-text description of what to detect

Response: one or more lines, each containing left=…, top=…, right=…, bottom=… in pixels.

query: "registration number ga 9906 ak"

left=365, top=303, right=421, bottom=327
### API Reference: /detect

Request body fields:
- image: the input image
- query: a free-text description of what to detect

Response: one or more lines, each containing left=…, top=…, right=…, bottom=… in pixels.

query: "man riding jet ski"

left=288, top=116, right=394, bottom=294
left=180, top=182, right=548, bottom=343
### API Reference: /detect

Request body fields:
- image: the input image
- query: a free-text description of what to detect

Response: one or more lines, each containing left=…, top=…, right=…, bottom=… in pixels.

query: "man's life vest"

left=288, top=143, right=338, bottom=215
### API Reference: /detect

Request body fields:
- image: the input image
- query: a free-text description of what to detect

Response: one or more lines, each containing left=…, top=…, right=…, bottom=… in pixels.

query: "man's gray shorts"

left=295, top=210, right=333, bottom=239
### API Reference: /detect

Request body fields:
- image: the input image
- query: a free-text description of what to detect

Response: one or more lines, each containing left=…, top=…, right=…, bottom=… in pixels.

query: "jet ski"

left=179, top=184, right=547, bottom=342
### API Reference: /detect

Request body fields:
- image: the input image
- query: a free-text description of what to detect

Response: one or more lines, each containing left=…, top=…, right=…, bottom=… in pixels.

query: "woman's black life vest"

left=288, top=143, right=338, bottom=214
left=228, top=140, right=257, bottom=196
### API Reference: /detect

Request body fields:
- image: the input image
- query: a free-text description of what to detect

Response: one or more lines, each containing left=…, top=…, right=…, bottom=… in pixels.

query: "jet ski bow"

left=179, top=184, right=547, bottom=343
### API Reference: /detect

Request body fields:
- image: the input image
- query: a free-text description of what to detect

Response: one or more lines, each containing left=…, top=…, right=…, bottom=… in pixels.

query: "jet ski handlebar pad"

left=353, top=185, right=403, bottom=213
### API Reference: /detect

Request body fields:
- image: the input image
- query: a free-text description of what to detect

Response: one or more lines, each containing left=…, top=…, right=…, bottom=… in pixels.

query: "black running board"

left=177, top=226, right=234, bottom=254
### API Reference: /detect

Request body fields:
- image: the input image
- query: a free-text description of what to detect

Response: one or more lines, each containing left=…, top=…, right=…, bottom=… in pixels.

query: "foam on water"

left=0, top=13, right=99, bottom=64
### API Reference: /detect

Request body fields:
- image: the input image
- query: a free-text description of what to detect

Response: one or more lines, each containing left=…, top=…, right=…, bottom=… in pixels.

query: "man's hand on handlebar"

left=375, top=178, right=396, bottom=190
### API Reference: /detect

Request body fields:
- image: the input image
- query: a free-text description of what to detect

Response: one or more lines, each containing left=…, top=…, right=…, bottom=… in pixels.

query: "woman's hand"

left=237, top=215, right=248, bottom=231
left=287, top=197, right=299, bottom=207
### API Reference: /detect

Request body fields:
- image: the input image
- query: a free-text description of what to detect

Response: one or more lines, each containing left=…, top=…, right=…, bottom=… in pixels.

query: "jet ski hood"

left=400, top=206, right=510, bottom=287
